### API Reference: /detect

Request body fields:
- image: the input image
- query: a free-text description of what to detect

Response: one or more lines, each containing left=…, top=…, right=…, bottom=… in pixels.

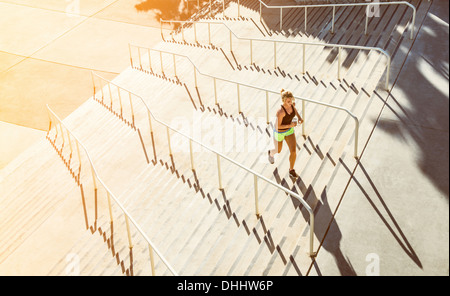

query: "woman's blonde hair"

left=280, top=89, right=293, bottom=102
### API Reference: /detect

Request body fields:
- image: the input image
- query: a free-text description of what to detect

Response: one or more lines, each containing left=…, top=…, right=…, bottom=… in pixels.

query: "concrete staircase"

left=0, top=0, right=431, bottom=276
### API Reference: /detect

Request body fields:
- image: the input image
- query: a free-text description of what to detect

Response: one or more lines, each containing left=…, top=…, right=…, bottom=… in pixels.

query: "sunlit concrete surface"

left=93, top=0, right=180, bottom=27
left=0, top=121, right=45, bottom=173
left=0, top=0, right=117, bottom=16
left=0, top=2, right=86, bottom=57
left=0, top=51, right=26, bottom=73
left=0, top=58, right=117, bottom=131
left=32, top=17, right=163, bottom=73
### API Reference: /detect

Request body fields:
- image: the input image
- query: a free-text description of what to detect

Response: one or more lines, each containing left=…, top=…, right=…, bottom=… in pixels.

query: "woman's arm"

left=293, top=105, right=304, bottom=124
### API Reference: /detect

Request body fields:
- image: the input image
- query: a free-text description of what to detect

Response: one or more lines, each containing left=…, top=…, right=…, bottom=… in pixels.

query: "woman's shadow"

left=312, top=159, right=422, bottom=276
left=311, top=185, right=357, bottom=276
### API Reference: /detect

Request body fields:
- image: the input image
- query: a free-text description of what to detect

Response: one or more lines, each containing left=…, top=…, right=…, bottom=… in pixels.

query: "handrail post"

left=173, top=53, right=177, bottom=77
left=129, top=43, right=133, bottom=67
left=106, top=192, right=113, bottom=222
left=58, top=122, right=65, bottom=146
left=217, top=154, right=223, bottom=189
left=75, top=141, right=82, bottom=172
left=129, top=93, right=135, bottom=127
left=99, top=78, right=104, bottom=103
left=266, top=91, right=269, bottom=124
left=208, top=23, right=211, bottom=45
left=90, top=163, right=97, bottom=190
left=237, top=83, right=241, bottom=114
left=124, top=215, right=133, bottom=249
left=309, top=212, right=315, bottom=257
left=254, top=175, right=260, bottom=217
left=385, top=55, right=391, bottom=90
left=194, top=22, right=197, bottom=43
left=160, top=51, right=164, bottom=75
left=304, top=7, right=307, bottom=32
left=302, top=44, right=306, bottom=74
left=280, top=7, right=282, bottom=31
left=365, top=5, right=369, bottom=35
left=148, top=48, right=152, bottom=72
left=194, top=65, right=198, bottom=88
left=138, top=47, right=142, bottom=70
left=65, top=126, right=73, bottom=156
left=223, top=0, right=225, bottom=18
left=47, top=108, right=53, bottom=132
left=167, top=127, right=172, bottom=156
left=189, top=139, right=195, bottom=171
left=331, top=6, right=335, bottom=34
left=354, top=117, right=359, bottom=158
left=238, top=0, right=241, bottom=18
left=410, top=6, right=416, bottom=39
left=250, top=39, right=253, bottom=65
left=148, top=110, right=153, bottom=134
left=91, top=70, right=96, bottom=97
left=273, top=41, right=276, bottom=69
left=107, top=82, right=113, bottom=108
left=213, top=77, right=218, bottom=105
left=148, top=244, right=156, bottom=276
left=148, top=110, right=156, bottom=159
left=117, top=86, right=123, bottom=116
left=182, top=24, right=185, bottom=42
left=302, top=100, right=306, bottom=136
left=338, top=46, right=342, bottom=80
left=259, top=0, right=262, bottom=21
left=229, top=31, right=232, bottom=52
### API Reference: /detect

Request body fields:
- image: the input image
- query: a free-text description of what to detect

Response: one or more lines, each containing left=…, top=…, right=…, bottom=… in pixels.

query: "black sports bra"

left=278, top=105, right=296, bottom=131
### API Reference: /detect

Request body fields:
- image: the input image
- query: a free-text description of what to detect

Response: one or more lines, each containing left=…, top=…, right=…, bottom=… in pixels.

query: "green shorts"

left=273, top=127, right=294, bottom=142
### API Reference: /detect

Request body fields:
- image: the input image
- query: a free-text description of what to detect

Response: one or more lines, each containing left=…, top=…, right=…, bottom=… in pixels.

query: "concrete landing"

left=309, top=0, right=449, bottom=276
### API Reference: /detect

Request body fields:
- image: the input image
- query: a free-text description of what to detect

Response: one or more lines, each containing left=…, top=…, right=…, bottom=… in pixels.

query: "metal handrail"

left=91, top=70, right=318, bottom=257
left=129, top=44, right=361, bottom=158
left=46, top=105, right=179, bottom=276
left=257, top=0, right=417, bottom=39
left=159, top=18, right=391, bottom=90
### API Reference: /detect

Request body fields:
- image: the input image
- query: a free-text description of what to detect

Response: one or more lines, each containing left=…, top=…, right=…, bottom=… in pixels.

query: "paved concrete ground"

left=0, top=0, right=179, bottom=171
left=310, top=0, right=449, bottom=276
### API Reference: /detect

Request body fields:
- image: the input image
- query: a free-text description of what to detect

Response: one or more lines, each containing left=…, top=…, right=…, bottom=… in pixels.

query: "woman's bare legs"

left=269, top=138, right=283, bottom=157
left=285, top=133, right=297, bottom=170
